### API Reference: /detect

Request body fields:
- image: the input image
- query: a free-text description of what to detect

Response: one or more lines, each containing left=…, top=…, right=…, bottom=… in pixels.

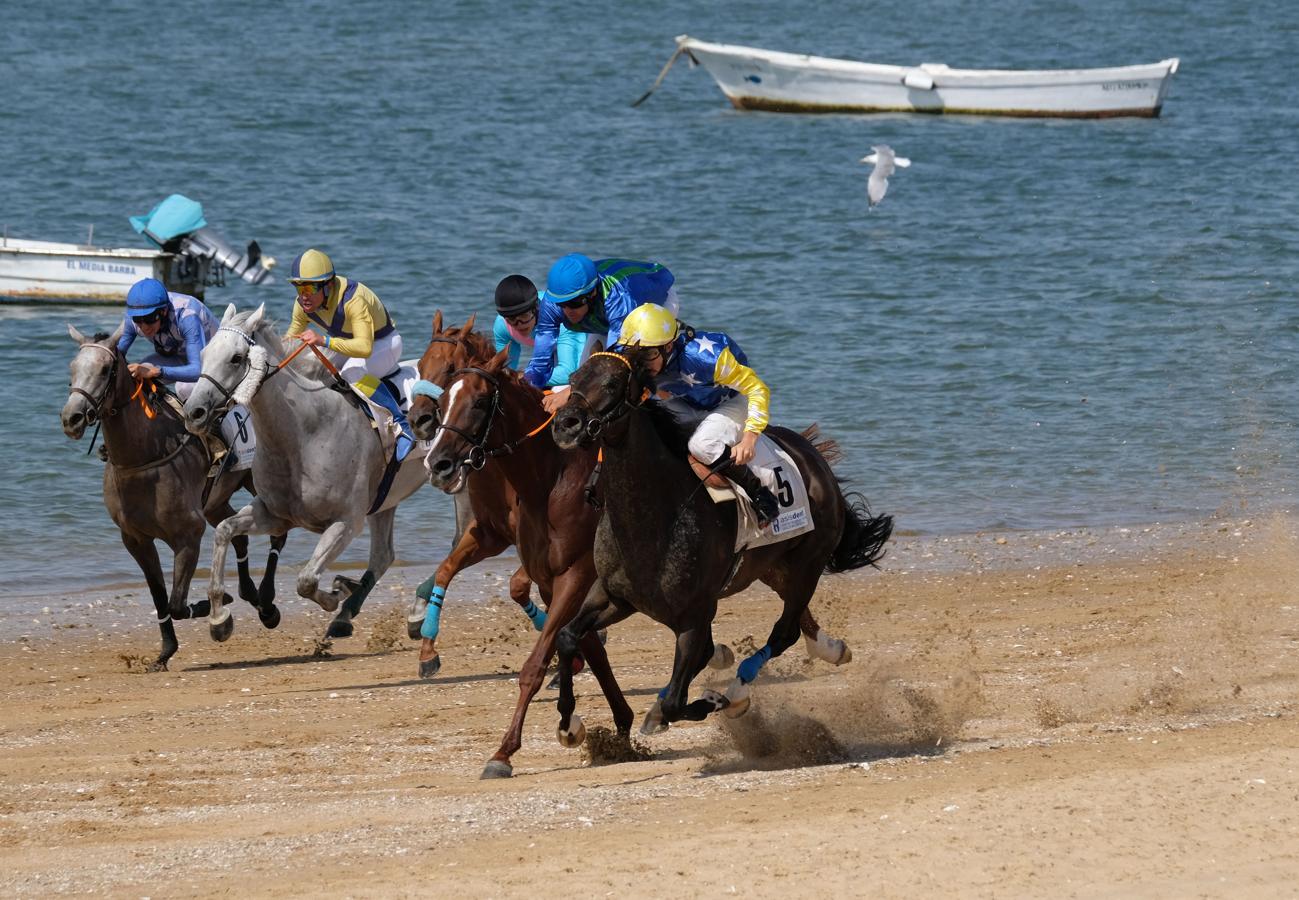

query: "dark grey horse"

left=61, top=325, right=285, bottom=671
left=551, top=350, right=893, bottom=736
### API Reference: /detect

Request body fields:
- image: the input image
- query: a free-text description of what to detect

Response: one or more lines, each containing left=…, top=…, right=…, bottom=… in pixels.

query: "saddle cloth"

left=218, top=404, right=257, bottom=472
left=350, top=360, right=429, bottom=463
left=706, top=433, right=814, bottom=553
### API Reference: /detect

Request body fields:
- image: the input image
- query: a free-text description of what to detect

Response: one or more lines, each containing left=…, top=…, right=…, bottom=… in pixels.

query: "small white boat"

left=1, top=195, right=275, bottom=305
left=641, top=36, right=1179, bottom=119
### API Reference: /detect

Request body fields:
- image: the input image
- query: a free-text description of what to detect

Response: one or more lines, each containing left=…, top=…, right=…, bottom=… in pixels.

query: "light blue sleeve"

left=158, top=314, right=207, bottom=383
left=492, top=315, right=521, bottom=369
left=547, top=326, right=587, bottom=387
left=116, top=314, right=138, bottom=355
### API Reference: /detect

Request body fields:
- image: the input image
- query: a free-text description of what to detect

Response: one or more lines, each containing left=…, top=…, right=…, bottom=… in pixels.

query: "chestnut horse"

left=405, top=312, right=542, bottom=678
left=550, top=350, right=893, bottom=737
left=423, top=348, right=633, bottom=778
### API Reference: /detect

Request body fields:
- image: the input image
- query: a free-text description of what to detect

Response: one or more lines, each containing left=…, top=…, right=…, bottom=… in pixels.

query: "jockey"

left=529, top=253, right=677, bottom=410
left=285, top=248, right=412, bottom=445
left=115, top=277, right=217, bottom=402
left=491, top=274, right=587, bottom=387
left=617, top=303, right=780, bottom=527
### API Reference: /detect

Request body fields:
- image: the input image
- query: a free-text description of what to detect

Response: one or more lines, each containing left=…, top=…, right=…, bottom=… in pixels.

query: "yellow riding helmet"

left=289, top=248, right=335, bottom=284
left=618, top=303, right=679, bottom=348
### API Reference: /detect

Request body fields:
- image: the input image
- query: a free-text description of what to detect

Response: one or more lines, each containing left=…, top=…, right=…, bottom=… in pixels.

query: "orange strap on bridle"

left=130, top=378, right=158, bottom=419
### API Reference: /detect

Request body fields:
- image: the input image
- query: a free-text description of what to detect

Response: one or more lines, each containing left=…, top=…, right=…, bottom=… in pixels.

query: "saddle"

left=705, top=432, right=814, bottom=553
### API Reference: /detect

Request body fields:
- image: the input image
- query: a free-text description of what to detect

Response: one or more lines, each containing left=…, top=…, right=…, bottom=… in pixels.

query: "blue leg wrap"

left=522, top=600, right=547, bottom=631
left=737, top=644, right=773, bottom=684
left=419, top=585, right=446, bottom=640
left=658, top=685, right=669, bottom=700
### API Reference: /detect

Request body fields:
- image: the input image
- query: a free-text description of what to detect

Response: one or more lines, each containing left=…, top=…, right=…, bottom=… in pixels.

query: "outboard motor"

left=129, top=194, right=276, bottom=294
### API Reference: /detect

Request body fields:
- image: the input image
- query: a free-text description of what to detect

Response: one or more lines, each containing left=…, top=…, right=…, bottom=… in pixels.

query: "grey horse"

left=61, top=325, right=286, bottom=671
left=183, top=305, right=428, bottom=642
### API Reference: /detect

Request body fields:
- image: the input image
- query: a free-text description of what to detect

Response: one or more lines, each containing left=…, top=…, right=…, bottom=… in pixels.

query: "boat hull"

left=0, top=239, right=209, bottom=304
left=678, top=37, right=1179, bottom=118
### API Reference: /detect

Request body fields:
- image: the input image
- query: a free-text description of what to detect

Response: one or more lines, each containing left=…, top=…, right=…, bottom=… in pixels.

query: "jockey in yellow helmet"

left=618, top=303, right=780, bottom=526
left=285, top=248, right=411, bottom=443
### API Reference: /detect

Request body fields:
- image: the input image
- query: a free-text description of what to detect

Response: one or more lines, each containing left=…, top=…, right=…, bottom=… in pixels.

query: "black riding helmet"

left=494, top=274, right=538, bottom=318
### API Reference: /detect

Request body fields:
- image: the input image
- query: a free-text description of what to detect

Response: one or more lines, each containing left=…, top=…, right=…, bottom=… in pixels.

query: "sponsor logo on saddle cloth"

left=706, top=434, right=814, bottom=553
left=218, top=405, right=257, bottom=471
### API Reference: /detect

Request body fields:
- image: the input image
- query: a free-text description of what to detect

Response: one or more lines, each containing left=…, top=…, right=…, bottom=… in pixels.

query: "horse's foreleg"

left=119, top=531, right=178, bottom=671
left=208, top=501, right=280, bottom=642
left=654, top=624, right=720, bottom=730
left=325, top=510, right=396, bottom=639
left=204, top=471, right=259, bottom=607
left=414, top=521, right=509, bottom=676
left=799, top=606, right=852, bottom=665
left=298, top=519, right=360, bottom=614
left=166, top=524, right=214, bottom=622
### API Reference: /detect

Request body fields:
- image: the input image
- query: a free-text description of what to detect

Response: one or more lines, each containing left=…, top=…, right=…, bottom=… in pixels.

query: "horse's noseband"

left=196, top=326, right=258, bottom=411
left=69, top=343, right=121, bottom=422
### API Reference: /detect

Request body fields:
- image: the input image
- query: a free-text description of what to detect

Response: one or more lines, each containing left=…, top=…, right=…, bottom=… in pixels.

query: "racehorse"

left=406, top=311, right=541, bottom=677
left=183, top=305, right=427, bottom=642
left=550, top=350, right=893, bottom=738
left=61, top=325, right=286, bottom=671
left=422, top=348, right=634, bottom=778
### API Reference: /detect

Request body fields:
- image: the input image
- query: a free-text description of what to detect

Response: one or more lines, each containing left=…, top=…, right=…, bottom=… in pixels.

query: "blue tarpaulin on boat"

left=129, top=194, right=207, bottom=244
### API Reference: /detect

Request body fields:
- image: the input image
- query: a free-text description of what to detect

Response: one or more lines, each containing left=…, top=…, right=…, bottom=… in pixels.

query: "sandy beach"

left=3, top=517, right=1299, bottom=898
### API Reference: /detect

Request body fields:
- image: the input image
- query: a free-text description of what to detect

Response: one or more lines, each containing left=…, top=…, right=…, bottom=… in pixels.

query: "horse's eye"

left=231, top=353, right=244, bottom=366
left=101, top=366, right=110, bottom=376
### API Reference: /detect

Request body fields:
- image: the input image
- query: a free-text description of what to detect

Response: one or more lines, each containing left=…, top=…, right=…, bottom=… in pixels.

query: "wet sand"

left=3, top=517, right=1299, bottom=898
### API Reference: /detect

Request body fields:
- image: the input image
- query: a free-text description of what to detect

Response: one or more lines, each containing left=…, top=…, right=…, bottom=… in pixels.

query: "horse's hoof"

left=419, top=655, right=442, bottom=679
left=257, top=605, right=281, bottom=630
left=708, top=643, right=735, bottom=669
left=640, top=701, right=668, bottom=736
left=480, top=759, right=513, bottom=780
left=805, top=632, right=852, bottom=666
left=723, top=695, right=752, bottom=718
left=326, top=619, right=354, bottom=639
left=838, top=645, right=853, bottom=665
left=209, top=613, right=234, bottom=643
left=146, top=659, right=170, bottom=673
left=406, top=616, right=424, bottom=642
left=557, top=715, right=586, bottom=748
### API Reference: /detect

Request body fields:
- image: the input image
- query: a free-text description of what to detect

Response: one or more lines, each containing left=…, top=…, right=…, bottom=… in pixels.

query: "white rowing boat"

left=639, top=36, right=1179, bottom=119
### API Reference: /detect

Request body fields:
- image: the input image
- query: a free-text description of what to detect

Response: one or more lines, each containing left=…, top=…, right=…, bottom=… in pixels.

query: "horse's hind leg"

left=799, top=606, right=852, bottom=665
left=724, top=579, right=816, bottom=717
left=296, top=518, right=360, bottom=615
left=119, top=531, right=179, bottom=672
left=326, top=509, right=394, bottom=639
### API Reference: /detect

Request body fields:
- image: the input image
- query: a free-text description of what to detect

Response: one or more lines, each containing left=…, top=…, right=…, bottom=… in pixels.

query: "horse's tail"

left=827, top=490, right=893, bottom=573
left=799, top=424, right=842, bottom=465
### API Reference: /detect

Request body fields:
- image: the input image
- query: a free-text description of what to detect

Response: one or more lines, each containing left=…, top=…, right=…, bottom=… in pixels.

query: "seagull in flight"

left=861, top=145, right=911, bottom=207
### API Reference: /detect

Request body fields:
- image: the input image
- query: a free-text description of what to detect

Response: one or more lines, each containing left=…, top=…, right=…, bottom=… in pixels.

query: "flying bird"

left=860, top=144, right=911, bottom=207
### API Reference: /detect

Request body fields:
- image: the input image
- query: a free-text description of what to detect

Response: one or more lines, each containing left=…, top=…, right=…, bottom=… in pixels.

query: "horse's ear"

left=487, top=347, right=510, bottom=373
left=246, top=303, right=266, bottom=330
left=67, top=323, right=89, bottom=345
left=432, top=309, right=443, bottom=335
left=108, top=321, right=125, bottom=347
left=221, top=303, right=237, bottom=324
left=463, top=312, right=477, bottom=334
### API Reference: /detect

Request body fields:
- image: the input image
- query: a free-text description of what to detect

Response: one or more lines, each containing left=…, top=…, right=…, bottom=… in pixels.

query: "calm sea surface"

left=2, top=0, right=1297, bottom=598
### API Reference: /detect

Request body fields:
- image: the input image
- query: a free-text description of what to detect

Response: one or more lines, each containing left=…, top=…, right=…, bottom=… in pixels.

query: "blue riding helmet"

left=125, top=278, right=170, bottom=315
left=544, top=253, right=597, bottom=303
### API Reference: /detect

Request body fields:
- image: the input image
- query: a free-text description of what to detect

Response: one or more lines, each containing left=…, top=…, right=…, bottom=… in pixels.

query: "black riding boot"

left=718, top=460, right=780, bottom=527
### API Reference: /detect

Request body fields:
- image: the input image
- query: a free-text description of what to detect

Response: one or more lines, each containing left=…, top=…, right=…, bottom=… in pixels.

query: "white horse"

left=183, top=304, right=427, bottom=641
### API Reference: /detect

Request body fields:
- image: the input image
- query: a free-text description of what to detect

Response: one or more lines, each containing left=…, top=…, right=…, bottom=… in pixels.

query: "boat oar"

left=631, top=45, right=686, bottom=107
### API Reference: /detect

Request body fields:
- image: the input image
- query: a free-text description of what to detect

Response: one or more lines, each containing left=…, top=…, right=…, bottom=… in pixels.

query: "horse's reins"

left=432, top=366, right=555, bottom=472
left=564, top=351, right=644, bottom=440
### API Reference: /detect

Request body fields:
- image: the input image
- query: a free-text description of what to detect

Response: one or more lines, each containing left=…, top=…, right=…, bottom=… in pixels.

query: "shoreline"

left=2, top=509, right=1297, bottom=896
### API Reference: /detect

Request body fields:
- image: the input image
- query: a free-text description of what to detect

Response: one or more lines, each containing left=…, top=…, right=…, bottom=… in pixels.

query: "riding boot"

left=717, top=460, right=780, bottom=528
left=372, top=381, right=415, bottom=461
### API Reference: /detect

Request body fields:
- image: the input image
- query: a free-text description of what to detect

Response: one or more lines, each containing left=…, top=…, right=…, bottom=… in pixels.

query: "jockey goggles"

left=556, top=289, right=595, bottom=310
left=131, top=308, right=166, bottom=325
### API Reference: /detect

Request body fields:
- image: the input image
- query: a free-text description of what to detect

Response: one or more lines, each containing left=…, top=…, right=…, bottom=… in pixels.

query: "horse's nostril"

left=67, top=412, right=83, bottom=426
left=559, top=415, right=580, bottom=432
left=190, top=406, right=206, bottom=422
left=431, top=458, right=454, bottom=477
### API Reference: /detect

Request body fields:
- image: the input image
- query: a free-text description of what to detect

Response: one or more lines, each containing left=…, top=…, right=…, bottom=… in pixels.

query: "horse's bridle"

left=431, top=366, right=507, bottom=471
left=565, top=351, right=642, bottom=441
left=196, top=325, right=264, bottom=410
left=68, top=343, right=122, bottom=423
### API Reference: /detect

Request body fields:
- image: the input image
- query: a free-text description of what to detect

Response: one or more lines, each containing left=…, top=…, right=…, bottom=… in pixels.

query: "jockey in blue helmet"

left=529, top=253, right=678, bottom=411
left=116, top=277, right=218, bottom=401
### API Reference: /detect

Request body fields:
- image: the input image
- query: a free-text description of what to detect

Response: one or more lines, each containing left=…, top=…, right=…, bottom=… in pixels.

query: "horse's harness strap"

left=434, top=366, right=552, bottom=470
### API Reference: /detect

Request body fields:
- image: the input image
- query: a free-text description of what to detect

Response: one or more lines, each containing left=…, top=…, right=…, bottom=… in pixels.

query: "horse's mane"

left=93, top=331, right=111, bottom=342
left=231, top=311, right=331, bottom=383
left=447, top=323, right=495, bottom=364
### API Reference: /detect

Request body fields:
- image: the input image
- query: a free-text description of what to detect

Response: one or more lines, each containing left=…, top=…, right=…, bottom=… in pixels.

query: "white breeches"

left=688, top=392, right=749, bottom=464
left=327, top=332, right=404, bottom=383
